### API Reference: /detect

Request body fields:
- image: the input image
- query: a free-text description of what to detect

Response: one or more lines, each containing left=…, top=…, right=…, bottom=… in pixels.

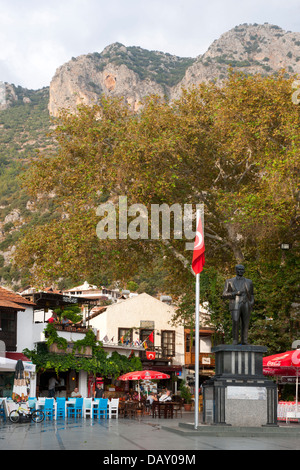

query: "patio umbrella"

left=263, top=349, right=300, bottom=411
left=118, top=370, right=170, bottom=400
left=12, top=360, right=28, bottom=403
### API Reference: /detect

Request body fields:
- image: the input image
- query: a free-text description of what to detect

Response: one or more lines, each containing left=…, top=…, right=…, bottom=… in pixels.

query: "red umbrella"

left=263, top=350, right=300, bottom=372
left=118, top=370, right=170, bottom=381
left=263, top=349, right=300, bottom=410
left=118, top=370, right=170, bottom=400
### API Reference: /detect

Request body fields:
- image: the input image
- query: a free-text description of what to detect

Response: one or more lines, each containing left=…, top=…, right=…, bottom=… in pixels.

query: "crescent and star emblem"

left=194, top=231, right=203, bottom=249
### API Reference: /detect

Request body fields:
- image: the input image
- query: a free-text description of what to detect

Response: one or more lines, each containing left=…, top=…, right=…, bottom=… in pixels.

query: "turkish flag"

left=149, top=332, right=154, bottom=343
left=192, top=216, right=205, bottom=274
left=146, top=351, right=156, bottom=360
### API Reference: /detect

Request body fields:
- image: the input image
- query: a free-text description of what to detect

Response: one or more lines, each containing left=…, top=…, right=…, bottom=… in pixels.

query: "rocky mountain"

left=48, top=43, right=194, bottom=116
left=1, top=22, right=300, bottom=288
left=172, top=23, right=300, bottom=96
left=48, top=23, right=300, bottom=116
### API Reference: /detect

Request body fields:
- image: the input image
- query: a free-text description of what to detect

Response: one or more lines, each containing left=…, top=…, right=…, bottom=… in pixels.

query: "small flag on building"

left=146, top=351, right=156, bottom=360
left=149, top=332, right=154, bottom=343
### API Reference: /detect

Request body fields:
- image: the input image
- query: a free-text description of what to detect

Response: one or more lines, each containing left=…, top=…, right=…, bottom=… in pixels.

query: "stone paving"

left=0, top=411, right=299, bottom=452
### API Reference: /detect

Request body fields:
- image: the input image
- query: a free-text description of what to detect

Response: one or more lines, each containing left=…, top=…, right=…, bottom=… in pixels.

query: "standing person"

left=94, top=383, right=104, bottom=399
left=48, top=376, right=59, bottom=398
left=222, top=264, right=254, bottom=345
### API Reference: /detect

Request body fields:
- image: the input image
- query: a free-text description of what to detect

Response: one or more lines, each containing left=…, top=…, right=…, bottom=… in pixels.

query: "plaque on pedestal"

left=203, top=345, right=278, bottom=427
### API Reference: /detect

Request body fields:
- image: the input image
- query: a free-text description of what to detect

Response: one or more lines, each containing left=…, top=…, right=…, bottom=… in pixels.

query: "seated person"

left=61, top=316, right=71, bottom=326
left=71, top=387, right=82, bottom=398
left=159, top=390, right=172, bottom=402
left=146, top=392, right=157, bottom=405
left=47, top=313, right=58, bottom=323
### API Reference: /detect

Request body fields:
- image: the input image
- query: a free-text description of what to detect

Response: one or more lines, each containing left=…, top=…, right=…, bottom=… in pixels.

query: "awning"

left=0, top=357, right=18, bottom=371
left=6, top=352, right=30, bottom=361
left=0, top=356, right=35, bottom=372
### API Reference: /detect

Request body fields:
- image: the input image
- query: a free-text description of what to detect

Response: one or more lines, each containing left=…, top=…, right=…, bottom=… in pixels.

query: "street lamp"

left=280, top=242, right=291, bottom=266
left=280, top=243, right=290, bottom=250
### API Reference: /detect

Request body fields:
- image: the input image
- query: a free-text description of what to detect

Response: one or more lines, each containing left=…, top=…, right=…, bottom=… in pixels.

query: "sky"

left=1, top=0, right=300, bottom=90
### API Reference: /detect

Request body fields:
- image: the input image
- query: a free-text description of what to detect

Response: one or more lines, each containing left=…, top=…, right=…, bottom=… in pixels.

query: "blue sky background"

left=1, top=0, right=300, bottom=89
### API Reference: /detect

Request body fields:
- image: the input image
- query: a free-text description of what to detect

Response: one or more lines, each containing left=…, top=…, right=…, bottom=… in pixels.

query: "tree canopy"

left=15, top=71, right=300, bottom=350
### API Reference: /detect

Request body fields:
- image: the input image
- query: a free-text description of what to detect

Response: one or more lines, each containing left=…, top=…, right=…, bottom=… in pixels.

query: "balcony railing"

left=49, top=342, right=92, bottom=357
left=185, top=352, right=215, bottom=369
left=53, top=324, right=90, bottom=334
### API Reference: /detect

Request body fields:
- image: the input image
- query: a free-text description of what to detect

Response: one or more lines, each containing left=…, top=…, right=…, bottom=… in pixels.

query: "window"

left=118, top=328, right=133, bottom=344
left=161, top=330, right=175, bottom=357
left=140, top=329, right=154, bottom=349
left=0, top=313, right=16, bottom=332
left=185, top=333, right=195, bottom=353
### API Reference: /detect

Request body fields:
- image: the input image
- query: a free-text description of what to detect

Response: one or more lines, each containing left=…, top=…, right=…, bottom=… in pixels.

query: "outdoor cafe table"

left=152, top=401, right=174, bottom=419
left=122, top=401, right=139, bottom=418
left=35, top=398, right=46, bottom=411
left=35, top=397, right=57, bottom=418
left=66, top=398, right=76, bottom=416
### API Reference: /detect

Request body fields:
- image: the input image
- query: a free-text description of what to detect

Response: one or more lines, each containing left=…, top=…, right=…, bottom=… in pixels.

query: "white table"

left=286, top=411, right=300, bottom=423
left=35, top=398, right=57, bottom=419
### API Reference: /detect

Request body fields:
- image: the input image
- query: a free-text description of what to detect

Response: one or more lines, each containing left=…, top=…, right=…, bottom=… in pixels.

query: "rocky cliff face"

left=49, top=23, right=300, bottom=116
left=49, top=43, right=193, bottom=116
left=172, top=23, right=300, bottom=98
left=0, top=83, right=32, bottom=111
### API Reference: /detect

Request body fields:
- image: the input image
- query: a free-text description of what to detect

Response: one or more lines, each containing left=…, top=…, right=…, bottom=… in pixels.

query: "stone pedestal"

left=203, top=345, right=278, bottom=427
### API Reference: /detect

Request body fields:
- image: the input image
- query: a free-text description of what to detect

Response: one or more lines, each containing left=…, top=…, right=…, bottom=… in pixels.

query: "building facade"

left=89, top=293, right=185, bottom=391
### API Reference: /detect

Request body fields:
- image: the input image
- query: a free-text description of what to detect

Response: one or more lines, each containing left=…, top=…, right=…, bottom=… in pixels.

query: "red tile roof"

left=0, top=286, right=35, bottom=309
left=0, top=299, right=26, bottom=310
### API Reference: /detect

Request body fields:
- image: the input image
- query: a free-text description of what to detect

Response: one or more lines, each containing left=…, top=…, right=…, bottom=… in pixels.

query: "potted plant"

left=179, top=380, right=192, bottom=411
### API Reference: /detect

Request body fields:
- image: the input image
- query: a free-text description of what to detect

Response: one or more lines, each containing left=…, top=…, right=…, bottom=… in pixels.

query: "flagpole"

left=194, top=272, right=200, bottom=429
left=194, top=209, right=201, bottom=430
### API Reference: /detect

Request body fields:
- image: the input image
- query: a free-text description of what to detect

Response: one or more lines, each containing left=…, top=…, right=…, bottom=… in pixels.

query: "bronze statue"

left=222, top=265, right=254, bottom=345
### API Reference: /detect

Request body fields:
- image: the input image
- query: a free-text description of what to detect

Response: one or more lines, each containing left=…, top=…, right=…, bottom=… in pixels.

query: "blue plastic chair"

left=28, top=397, right=37, bottom=410
left=0, top=399, right=6, bottom=422
left=56, top=397, right=66, bottom=419
left=68, top=397, right=83, bottom=418
left=44, top=398, right=54, bottom=420
left=97, top=398, right=108, bottom=419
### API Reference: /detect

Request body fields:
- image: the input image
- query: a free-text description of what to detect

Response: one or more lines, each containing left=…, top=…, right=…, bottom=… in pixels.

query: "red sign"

left=146, top=351, right=156, bottom=360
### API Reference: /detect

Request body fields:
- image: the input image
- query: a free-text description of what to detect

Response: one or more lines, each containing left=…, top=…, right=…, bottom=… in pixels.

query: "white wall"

left=17, top=306, right=34, bottom=352
left=200, top=336, right=211, bottom=353
left=89, top=293, right=185, bottom=367
left=78, top=370, right=88, bottom=397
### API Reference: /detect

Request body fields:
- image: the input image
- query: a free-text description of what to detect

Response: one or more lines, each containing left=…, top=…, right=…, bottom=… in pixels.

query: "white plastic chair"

left=109, top=398, right=119, bottom=419
left=83, top=398, right=93, bottom=419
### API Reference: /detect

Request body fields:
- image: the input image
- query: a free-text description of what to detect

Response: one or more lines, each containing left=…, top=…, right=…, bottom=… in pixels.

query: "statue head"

left=235, top=264, right=245, bottom=277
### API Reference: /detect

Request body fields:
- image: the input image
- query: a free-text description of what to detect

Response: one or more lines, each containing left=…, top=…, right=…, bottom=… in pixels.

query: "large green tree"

left=15, top=72, right=299, bottom=350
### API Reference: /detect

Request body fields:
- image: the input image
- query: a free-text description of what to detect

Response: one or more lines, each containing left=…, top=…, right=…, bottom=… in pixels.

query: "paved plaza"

left=0, top=411, right=299, bottom=452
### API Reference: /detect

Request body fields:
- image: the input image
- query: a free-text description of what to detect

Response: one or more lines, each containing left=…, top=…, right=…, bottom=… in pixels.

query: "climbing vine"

left=23, top=326, right=142, bottom=377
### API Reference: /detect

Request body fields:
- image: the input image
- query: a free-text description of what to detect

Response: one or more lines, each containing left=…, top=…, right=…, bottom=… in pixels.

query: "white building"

left=0, top=286, right=36, bottom=397
left=89, top=293, right=185, bottom=386
left=63, top=281, right=120, bottom=303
